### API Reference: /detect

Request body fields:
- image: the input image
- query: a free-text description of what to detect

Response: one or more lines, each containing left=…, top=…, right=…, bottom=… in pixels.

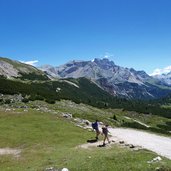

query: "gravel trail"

left=109, top=128, right=171, bottom=159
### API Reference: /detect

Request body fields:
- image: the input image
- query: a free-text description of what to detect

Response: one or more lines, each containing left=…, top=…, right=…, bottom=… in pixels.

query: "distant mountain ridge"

left=153, top=72, right=171, bottom=86
left=40, top=58, right=171, bottom=99
left=40, top=58, right=150, bottom=84
left=0, top=56, right=171, bottom=100
left=0, top=57, right=49, bottom=80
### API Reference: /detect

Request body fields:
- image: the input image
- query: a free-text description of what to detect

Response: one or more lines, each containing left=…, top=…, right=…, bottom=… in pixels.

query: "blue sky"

left=0, top=0, right=171, bottom=75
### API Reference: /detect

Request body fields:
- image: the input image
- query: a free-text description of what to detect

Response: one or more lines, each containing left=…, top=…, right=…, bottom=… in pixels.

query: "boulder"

left=62, top=113, right=72, bottom=119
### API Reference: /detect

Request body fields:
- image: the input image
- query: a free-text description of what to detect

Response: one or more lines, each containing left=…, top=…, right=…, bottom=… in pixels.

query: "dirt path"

left=79, top=127, right=171, bottom=160
left=109, top=128, right=171, bottom=159
left=0, top=148, right=21, bottom=157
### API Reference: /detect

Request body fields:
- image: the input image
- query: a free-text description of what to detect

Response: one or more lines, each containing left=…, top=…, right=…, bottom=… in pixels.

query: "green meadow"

left=0, top=101, right=171, bottom=171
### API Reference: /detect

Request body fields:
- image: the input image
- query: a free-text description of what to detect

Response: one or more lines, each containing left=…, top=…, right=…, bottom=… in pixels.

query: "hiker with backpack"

left=92, top=120, right=100, bottom=140
left=102, top=124, right=110, bottom=146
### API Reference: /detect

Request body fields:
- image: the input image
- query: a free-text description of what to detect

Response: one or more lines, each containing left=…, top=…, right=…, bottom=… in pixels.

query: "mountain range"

left=0, top=57, right=171, bottom=100
left=40, top=58, right=171, bottom=99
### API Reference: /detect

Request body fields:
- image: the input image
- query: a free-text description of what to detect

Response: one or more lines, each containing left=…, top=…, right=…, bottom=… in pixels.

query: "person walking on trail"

left=102, top=124, right=110, bottom=146
left=92, top=120, right=100, bottom=140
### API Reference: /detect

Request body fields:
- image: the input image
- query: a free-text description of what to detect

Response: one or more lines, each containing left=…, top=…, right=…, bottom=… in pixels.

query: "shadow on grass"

left=87, top=139, right=98, bottom=143
left=97, top=144, right=106, bottom=148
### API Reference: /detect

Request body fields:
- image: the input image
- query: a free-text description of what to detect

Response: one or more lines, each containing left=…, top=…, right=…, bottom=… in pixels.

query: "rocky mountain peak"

left=93, top=58, right=115, bottom=69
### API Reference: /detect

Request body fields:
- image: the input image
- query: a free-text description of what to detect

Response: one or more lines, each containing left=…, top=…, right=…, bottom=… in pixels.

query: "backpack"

left=92, top=122, right=97, bottom=129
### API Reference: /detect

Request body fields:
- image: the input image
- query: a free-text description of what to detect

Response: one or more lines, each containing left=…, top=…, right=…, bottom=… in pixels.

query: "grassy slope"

left=1, top=76, right=171, bottom=119
left=0, top=102, right=171, bottom=171
left=0, top=57, right=40, bottom=73
left=47, top=100, right=171, bottom=135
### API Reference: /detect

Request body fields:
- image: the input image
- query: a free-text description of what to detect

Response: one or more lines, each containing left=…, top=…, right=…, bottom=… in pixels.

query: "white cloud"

left=104, top=52, right=113, bottom=59
left=21, top=60, right=39, bottom=66
left=150, top=65, right=171, bottom=76
left=104, top=55, right=109, bottom=58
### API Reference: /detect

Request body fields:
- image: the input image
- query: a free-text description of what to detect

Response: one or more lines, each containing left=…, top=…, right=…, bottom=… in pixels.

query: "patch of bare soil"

left=0, top=148, right=21, bottom=157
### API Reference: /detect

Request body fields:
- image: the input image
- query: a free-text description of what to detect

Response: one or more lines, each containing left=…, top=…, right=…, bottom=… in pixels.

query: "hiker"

left=102, top=124, right=110, bottom=145
left=92, top=120, right=100, bottom=140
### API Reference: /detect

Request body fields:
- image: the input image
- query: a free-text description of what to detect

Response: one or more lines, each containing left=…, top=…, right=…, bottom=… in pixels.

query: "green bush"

left=4, top=99, right=11, bottom=104
left=22, top=98, right=29, bottom=103
left=45, top=99, right=56, bottom=104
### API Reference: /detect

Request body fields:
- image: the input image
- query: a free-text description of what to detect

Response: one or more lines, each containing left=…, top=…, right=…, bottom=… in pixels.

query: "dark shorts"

left=95, top=128, right=100, bottom=133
